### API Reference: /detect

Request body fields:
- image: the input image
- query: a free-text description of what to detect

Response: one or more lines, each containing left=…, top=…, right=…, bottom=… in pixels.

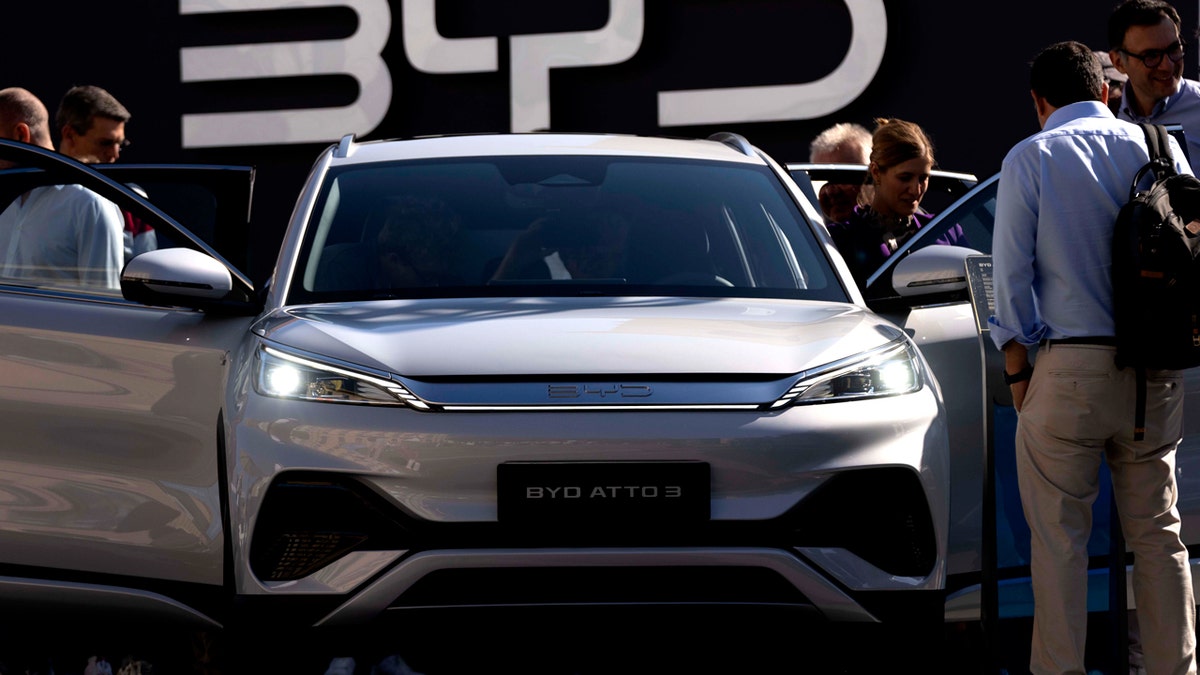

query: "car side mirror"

left=122, top=247, right=260, bottom=314
left=891, top=245, right=984, bottom=298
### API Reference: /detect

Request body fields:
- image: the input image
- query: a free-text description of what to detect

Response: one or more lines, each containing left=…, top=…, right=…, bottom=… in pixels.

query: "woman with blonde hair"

left=827, top=117, right=964, bottom=285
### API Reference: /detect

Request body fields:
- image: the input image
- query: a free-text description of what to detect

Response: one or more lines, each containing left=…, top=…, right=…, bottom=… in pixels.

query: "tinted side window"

left=0, top=177, right=127, bottom=295
left=0, top=165, right=232, bottom=298
left=914, top=183, right=998, bottom=257
left=863, top=178, right=998, bottom=301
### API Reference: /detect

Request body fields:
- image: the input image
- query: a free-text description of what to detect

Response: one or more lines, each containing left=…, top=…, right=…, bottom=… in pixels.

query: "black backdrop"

left=5, top=0, right=1196, bottom=284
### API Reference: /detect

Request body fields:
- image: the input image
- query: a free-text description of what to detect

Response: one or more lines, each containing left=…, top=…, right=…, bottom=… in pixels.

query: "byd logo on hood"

left=179, top=0, right=886, bottom=148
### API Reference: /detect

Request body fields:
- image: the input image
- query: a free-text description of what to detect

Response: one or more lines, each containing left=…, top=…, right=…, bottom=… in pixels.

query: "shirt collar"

left=1118, top=80, right=1184, bottom=120
left=1044, top=100, right=1114, bottom=131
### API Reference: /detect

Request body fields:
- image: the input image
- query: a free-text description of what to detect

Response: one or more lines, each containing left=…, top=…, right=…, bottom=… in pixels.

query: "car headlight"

left=770, top=341, right=923, bottom=408
left=255, top=345, right=430, bottom=409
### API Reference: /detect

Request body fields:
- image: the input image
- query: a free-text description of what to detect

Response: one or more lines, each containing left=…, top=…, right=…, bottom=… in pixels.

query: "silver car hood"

left=254, top=297, right=901, bottom=378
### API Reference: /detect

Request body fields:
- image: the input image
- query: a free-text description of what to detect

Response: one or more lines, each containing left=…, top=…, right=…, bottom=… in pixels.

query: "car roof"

left=329, top=132, right=771, bottom=166
left=785, top=162, right=978, bottom=185
left=785, top=162, right=979, bottom=225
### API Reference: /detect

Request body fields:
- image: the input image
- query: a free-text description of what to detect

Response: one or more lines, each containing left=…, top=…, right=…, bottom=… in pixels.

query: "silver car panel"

left=314, top=548, right=884, bottom=627
left=255, top=298, right=900, bottom=379
left=0, top=284, right=250, bottom=584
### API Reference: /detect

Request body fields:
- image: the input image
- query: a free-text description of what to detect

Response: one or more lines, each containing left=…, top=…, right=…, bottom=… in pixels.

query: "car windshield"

left=286, top=155, right=847, bottom=304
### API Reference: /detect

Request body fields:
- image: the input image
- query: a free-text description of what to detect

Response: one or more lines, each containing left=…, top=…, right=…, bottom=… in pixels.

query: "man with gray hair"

left=807, top=122, right=873, bottom=223
left=808, top=121, right=872, bottom=164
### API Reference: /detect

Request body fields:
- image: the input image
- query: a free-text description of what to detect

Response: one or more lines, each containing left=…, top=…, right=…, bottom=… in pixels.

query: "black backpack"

left=1111, top=123, right=1200, bottom=437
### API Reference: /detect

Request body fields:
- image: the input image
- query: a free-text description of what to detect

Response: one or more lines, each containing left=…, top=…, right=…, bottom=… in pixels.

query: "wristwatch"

left=1003, top=364, right=1034, bottom=385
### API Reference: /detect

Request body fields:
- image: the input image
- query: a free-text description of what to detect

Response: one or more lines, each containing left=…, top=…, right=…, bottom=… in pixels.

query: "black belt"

left=1041, top=336, right=1117, bottom=347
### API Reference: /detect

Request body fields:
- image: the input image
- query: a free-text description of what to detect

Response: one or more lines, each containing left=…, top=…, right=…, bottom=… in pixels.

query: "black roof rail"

left=334, top=134, right=357, bottom=159
left=708, top=131, right=756, bottom=157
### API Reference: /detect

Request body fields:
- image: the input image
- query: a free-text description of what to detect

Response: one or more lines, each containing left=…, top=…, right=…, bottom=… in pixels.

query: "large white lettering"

left=176, top=0, right=877, bottom=147
left=510, top=0, right=643, bottom=132
left=402, top=0, right=497, bottom=74
left=656, top=0, right=886, bottom=126
left=400, top=0, right=643, bottom=133
left=178, top=0, right=392, bottom=148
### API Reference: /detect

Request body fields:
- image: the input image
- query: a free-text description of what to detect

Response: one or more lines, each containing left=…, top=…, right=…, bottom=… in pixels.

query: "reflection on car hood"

left=254, top=297, right=898, bottom=377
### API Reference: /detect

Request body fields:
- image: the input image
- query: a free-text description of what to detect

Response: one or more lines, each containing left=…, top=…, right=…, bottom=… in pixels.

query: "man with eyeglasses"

left=56, top=85, right=130, bottom=164
left=1109, top=0, right=1200, bottom=162
left=55, top=85, right=155, bottom=261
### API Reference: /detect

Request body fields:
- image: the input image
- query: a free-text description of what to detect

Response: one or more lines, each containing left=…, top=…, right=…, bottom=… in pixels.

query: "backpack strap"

left=1129, top=124, right=1171, bottom=441
left=1128, top=124, right=1177, bottom=199
left=1142, top=123, right=1176, bottom=182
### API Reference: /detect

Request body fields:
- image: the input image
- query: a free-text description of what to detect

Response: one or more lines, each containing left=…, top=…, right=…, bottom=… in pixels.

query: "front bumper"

left=225, top=370, right=950, bottom=627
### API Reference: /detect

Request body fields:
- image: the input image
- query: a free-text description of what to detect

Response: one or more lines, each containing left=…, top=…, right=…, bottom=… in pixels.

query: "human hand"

left=1009, top=380, right=1029, bottom=412
left=492, top=217, right=552, bottom=279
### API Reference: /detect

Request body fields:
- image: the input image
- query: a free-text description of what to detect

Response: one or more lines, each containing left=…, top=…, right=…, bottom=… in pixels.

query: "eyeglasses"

left=1119, top=41, right=1186, bottom=68
left=95, top=138, right=132, bottom=150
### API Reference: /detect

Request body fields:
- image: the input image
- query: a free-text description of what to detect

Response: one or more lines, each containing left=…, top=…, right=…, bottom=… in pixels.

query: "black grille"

left=249, top=476, right=410, bottom=581
left=784, top=467, right=938, bottom=577
left=395, top=566, right=811, bottom=608
left=249, top=466, right=938, bottom=583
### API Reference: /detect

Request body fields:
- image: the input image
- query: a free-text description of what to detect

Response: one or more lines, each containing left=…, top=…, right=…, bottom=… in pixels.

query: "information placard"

left=965, top=255, right=994, bottom=334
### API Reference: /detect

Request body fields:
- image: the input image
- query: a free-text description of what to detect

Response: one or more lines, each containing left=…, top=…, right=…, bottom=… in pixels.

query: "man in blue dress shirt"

left=989, top=41, right=1197, bottom=675
left=1109, top=0, right=1200, bottom=163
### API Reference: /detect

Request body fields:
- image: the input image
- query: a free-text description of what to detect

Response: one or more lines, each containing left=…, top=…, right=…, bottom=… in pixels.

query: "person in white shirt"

left=0, top=183, right=123, bottom=289
left=989, top=42, right=1197, bottom=675
left=0, top=87, right=124, bottom=290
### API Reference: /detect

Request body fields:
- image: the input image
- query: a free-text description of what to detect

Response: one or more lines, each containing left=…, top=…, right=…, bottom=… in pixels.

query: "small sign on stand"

left=964, top=255, right=1001, bottom=673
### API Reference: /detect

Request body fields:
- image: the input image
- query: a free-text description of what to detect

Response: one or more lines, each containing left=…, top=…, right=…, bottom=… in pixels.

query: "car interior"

left=292, top=157, right=845, bottom=303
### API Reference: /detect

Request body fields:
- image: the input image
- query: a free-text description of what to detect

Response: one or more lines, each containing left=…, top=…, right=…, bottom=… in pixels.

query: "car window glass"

left=863, top=176, right=998, bottom=301
left=118, top=181, right=215, bottom=251
left=0, top=169, right=127, bottom=295
left=289, top=157, right=845, bottom=304
left=0, top=165, right=217, bottom=298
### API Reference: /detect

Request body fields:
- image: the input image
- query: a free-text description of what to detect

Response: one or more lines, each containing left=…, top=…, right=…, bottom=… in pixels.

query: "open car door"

left=92, top=163, right=255, bottom=281
left=0, top=139, right=259, bottom=629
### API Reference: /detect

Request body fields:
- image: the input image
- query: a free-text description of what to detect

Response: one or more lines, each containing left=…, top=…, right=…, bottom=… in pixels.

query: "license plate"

left=497, top=461, right=710, bottom=525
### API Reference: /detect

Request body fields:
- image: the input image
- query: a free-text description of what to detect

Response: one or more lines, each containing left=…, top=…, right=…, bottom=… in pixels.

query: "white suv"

left=0, top=133, right=952, bottom=669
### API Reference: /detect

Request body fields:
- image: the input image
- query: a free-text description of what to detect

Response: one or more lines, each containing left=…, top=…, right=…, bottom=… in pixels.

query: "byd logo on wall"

left=179, top=0, right=886, bottom=148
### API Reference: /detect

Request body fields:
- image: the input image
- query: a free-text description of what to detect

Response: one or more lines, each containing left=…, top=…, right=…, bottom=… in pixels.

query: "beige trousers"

left=1017, top=343, right=1195, bottom=675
